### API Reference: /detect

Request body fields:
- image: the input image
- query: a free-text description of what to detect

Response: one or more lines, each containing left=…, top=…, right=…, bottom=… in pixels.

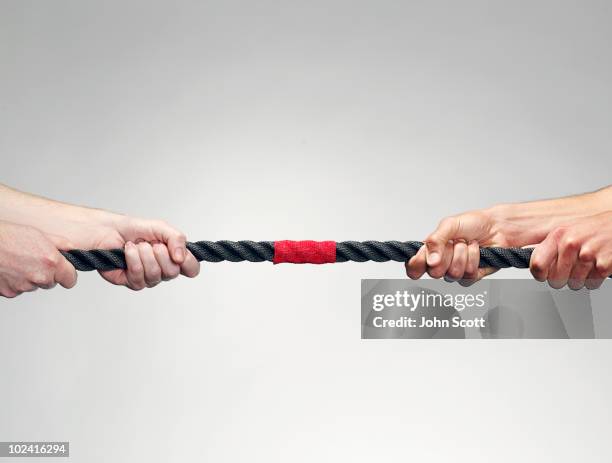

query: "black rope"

left=61, top=240, right=537, bottom=272
left=335, top=241, right=533, bottom=268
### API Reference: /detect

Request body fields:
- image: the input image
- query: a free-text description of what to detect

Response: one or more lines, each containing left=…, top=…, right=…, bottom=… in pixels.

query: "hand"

left=64, top=213, right=200, bottom=291
left=0, top=221, right=77, bottom=298
left=406, top=209, right=528, bottom=285
left=530, top=211, right=612, bottom=290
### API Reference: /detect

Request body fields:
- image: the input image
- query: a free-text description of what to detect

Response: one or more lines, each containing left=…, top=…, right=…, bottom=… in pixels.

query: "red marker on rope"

left=272, top=240, right=336, bottom=264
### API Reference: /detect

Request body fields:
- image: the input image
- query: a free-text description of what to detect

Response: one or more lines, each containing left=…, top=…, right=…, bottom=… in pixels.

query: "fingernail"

left=125, top=241, right=133, bottom=249
left=174, top=248, right=184, bottom=261
left=427, top=252, right=440, bottom=266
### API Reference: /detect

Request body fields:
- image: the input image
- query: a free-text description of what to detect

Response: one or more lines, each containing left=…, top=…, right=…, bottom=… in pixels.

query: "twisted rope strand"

left=60, top=240, right=539, bottom=272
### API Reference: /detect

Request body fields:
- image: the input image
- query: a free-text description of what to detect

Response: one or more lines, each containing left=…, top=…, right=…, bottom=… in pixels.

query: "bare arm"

left=487, top=186, right=612, bottom=246
left=0, top=183, right=119, bottom=241
left=406, top=185, right=612, bottom=289
left=0, top=183, right=199, bottom=296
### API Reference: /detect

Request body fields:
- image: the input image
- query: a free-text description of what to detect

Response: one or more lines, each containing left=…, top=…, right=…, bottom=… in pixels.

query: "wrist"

left=32, top=205, right=125, bottom=243
left=485, top=203, right=557, bottom=246
left=485, top=193, right=606, bottom=246
left=80, top=207, right=125, bottom=228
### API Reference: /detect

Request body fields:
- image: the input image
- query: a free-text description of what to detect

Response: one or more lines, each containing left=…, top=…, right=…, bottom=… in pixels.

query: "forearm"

left=0, top=184, right=121, bottom=238
left=488, top=185, right=612, bottom=245
left=0, top=184, right=198, bottom=290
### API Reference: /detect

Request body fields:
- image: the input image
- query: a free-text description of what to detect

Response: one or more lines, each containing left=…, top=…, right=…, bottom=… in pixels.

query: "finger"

left=37, top=279, right=57, bottom=290
left=595, top=252, right=612, bottom=279
left=126, top=219, right=188, bottom=265
left=461, top=240, right=481, bottom=282
left=406, top=245, right=427, bottom=279
left=460, top=267, right=498, bottom=287
left=13, top=281, right=36, bottom=294
left=585, top=268, right=606, bottom=290
left=425, top=217, right=460, bottom=267
left=46, top=233, right=76, bottom=251
left=0, top=284, right=18, bottom=298
left=530, top=236, right=558, bottom=282
left=150, top=221, right=187, bottom=264
left=446, top=241, right=468, bottom=280
left=180, top=250, right=200, bottom=278
left=98, top=269, right=128, bottom=286
left=153, top=243, right=180, bottom=281
left=568, top=259, right=594, bottom=291
left=427, top=240, right=454, bottom=279
left=549, top=238, right=580, bottom=289
left=54, top=254, right=78, bottom=289
left=137, top=242, right=162, bottom=288
left=477, top=267, right=498, bottom=280
left=125, top=241, right=146, bottom=290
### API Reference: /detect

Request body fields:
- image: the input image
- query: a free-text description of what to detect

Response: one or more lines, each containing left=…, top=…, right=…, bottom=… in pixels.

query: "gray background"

left=1, top=0, right=611, bottom=461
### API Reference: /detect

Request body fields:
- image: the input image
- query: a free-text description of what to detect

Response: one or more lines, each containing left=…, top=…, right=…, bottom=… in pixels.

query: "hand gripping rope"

left=61, top=240, right=544, bottom=273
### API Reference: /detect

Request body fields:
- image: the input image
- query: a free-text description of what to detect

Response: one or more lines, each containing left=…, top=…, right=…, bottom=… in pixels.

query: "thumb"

left=46, top=233, right=77, bottom=251
left=55, top=254, right=78, bottom=289
left=158, top=223, right=187, bottom=265
left=424, top=217, right=461, bottom=266
left=45, top=234, right=78, bottom=289
left=143, top=220, right=187, bottom=264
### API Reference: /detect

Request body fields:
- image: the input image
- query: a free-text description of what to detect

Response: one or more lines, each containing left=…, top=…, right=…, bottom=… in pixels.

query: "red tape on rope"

left=273, top=240, right=336, bottom=264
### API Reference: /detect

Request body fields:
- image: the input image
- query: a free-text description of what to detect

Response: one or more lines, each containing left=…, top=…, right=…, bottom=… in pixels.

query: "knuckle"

left=30, top=271, right=54, bottom=287
left=594, top=259, right=608, bottom=274
left=428, top=268, right=444, bottom=279
left=186, top=264, right=200, bottom=278
left=129, top=264, right=144, bottom=275
left=579, top=246, right=595, bottom=262
left=560, top=235, right=579, bottom=249
left=16, top=282, right=34, bottom=293
left=530, top=260, right=543, bottom=274
left=547, top=279, right=565, bottom=290
left=424, top=236, right=438, bottom=247
left=136, top=241, right=150, bottom=250
left=567, top=280, right=584, bottom=291
left=41, top=252, right=60, bottom=269
left=585, top=279, right=603, bottom=290
left=447, top=267, right=463, bottom=279
left=530, top=268, right=545, bottom=282
left=152, top=243, right=167, bottom=257
left=405, top=263, right=419, bottom=279
left=2, top=289, right=17, bottom=298
left=128, top=282, right=145, bottom=291
left=167, top=268, right=180, bottom=279
left=552, top=226, right=567, bottom=239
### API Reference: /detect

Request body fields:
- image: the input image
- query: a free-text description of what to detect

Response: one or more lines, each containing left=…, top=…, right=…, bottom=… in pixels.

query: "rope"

left=61, top=240, right=538, bottom=272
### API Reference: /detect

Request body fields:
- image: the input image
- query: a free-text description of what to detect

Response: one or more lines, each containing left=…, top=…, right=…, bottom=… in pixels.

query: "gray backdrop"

left=1, top=1, right=611, bottom=461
